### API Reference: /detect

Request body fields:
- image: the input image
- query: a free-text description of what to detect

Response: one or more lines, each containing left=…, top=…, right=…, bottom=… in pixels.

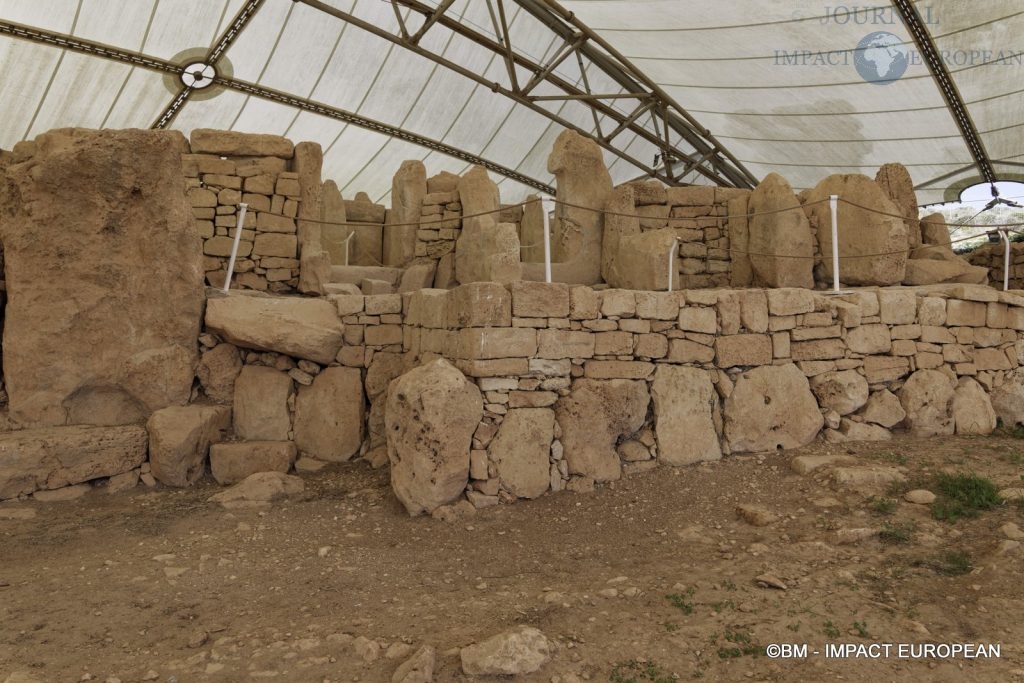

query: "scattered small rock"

left=33, top=483, right=91, bottom=502
left=736, top=504, right=778, bottom=527
left=208, top=471, right=305, bottom=509
left=998, top=488, right=1024, bottom=501
left=1001, top=523, right=1024, bottom=541
left=904, top=489, right=936, bottom=505
left=834, top=528, right=879, bottom=545
left=754, top=574, right=787, bottom=590
left=392, top=645, right=435, bottom=683
left=353, top=635, right=380, bottom=663
left=0, top=506, right=37, bottom=520
left=460, top=625, right=551, bottom=676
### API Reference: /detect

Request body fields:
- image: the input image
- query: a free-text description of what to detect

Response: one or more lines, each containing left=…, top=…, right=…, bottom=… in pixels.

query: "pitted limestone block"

left=898, top=369, right=955, bottom=436
left=148, top=405, right=231, bottom=487
left=724, top=364, right=824, bottom=453
left=651, top=365, right=721, bottom=465
left=190, top=129, right=294, bottom=157
left=509, top=281, right=570, bottom=318
left=210, top=441, right=296, bottom=485
left=294, top=367, right=365, bottom=462
left=489, top=408, right=554, bottom=499
left=233, top=366, right=293, bottom=441
left=446, top=282, right=512, bottom=328
left=747, top=173, right=815, bottom=288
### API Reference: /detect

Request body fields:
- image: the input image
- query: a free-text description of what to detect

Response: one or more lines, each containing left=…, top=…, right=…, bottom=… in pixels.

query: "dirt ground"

left=1, top=434, right=1023, bottom=683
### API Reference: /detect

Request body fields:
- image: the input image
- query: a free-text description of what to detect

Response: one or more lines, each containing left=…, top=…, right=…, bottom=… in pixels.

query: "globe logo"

left=854, top=32, right=910, bottom=85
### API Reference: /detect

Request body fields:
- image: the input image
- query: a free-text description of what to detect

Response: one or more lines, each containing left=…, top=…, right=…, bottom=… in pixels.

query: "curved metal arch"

left=295, top=0, right=757, bottom=189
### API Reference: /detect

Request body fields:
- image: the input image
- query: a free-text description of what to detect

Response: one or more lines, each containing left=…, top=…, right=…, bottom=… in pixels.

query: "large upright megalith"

left=0, top=128, right=204, bottom=427
left=454, top=166, right=521, bottom=283
left=747, top=173, right=815, bottom=289
left=383, top=160, right=426, bottom=267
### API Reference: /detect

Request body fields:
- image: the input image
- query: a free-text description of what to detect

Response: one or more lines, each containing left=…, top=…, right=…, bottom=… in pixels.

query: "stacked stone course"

left=967, top=241, right=1024, bottom=290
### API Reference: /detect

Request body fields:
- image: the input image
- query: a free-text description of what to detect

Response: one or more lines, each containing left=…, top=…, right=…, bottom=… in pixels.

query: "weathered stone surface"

left=903, top=257, right=987, bottom=286
left=209, top=441, right=296, bottom=485
left=455, top=166, right=521, bottom=283
left=460, top=625, right=551, bottom=676
left=320, top=180, right=352, bottom=266
left=294, top=367, right=364, bottom=462
left=386, top=359, right=483, bottom=515
left=384, top=160, right=426, bottom=267
left=547, top=130, right=612, bottom=284
left=748, top=173, right=815, bottom=288
left=0, top=129, right=203, bottom=426
left=519, top=195, right=546, bottom=263
left=601, top=185, right=640, bottom=286
left=810, top=370, right=869, bottom=416
left=489, top=408, right=554, bottom=499
left=205, top=292, right=344, bottom=364
left=208, top=471, right=304, bottom=509
left=715, top=334, right=773, bottom=368
left=898, top=369, right=955, bottom=436
left=919, top=213, right=952, bottom=248
left=447, top=282, right=512, bottom=328
left=556, top=379, right=648, bottom=482
left=510, top=281, right=570, bottom=318
left=398, top=262, right=437, bottom=293
left=0, top=425, right=147, bottom=500
left=860, top=389, right=906, bottom=427
left=233, top=366, right=293, bottom=441
left=294, top=142, right=329, bottom=295
left=724, top=364, right=824, bottom=453
left=148, top=405, right=231, bottom=487
left=805, top=174, right=908, bottom=286
left=836, top=420, right=892, bottom=442
left=952, top=377, right=996, bottom=435
left=875, top=162, right=921, bottom=249
left=197, top=343, right=242, bottom=404
left=991, top=368, right=1024, bottom=427
left=392, top=645, right=436, bottom=683
left=651, top=366, right=721, bottom=465
left=189, top=129, right=293, bottom=158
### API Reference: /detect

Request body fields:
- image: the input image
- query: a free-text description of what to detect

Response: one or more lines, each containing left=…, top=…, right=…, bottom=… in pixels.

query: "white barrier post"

left=541, top=197, right=552, bottom=283
left=829, top=194, right=841, bottom=294
left=1000, top=229, right=1011, bottom=291
left=222, top=202, right=248, bottom=293
left=667, top=238, right=680, bottom=291
left=342, top=232, right=354, bottom=266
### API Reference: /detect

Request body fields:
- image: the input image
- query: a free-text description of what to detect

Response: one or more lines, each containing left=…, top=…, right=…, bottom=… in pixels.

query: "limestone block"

left=190, top=129, right=294, bottom=158
left=0, top=425, right=148, bottom=500
left=608, top=228, right=676, bottom=291
left=920, top=213, right=952, bottom=248
left=454, top=166, right=522, bottom=283
left=209, top=441, right=296, bottom=485
left=804, top=174, right=908, bottom=286
left=460, top=625, right=551, bottom=676
left=398, top=262, right=437, bottom=293
left=847, top=324, right=892, bottom=354
left=446, top=282, right=512, bottom=328
left=233, top=365, right=293, bottom=441
left=859, top=389, right=906, bottom=427
left=569, top=285, right=601, bottom=319
left=952, top=377, right=996, bottom=435
left=547, top=130, right=612, bottom=284
left=459, top=328, right=537, bottom=360
left=294, top=367, right=364, bottom=462
left=991, top=368, right=1024, bottom=427
left=810, top=370, right=869, bottom=415
left=715, top=334, right=772, bottom=368
left=489, top=408, right=554, bottom=499
left=384, top=160, right=426, bottom=267
left=898, top=369, right=955, bottom=436
left=601, top=185, right=640, bottom=284
left=863, top=355, right=911, bottom=383
left=652, top=366, right=721, bottom=465
left=205, top=293, right=344, bottom=364
left=197, top=343, right=243, bottom=404
left=766, top=288, right=815, bottom=316
left=678, top=306, right=718, bottom=333
left=148, top=405, right=230, bottom=487
left=946, top=299, right=986, bottom=326
left=0, top=129, right=203, bottom=426
left=555, top=379, right=648, bottom=482
left=537, top=330, right=595, bottom=359
left=254, top=232, right=297, bottom=258
left=747, top=173, right=815, bottom=288
left=878, top=290, right=917, bottom=324
left=519, top=195, right=546, bottom=263
left=386, top=359, right=483, bottom=515
left=875, top=162, right=922, bottom=249
left=724, top=364, right=824, bottom=453
left=510, top=281, right=570, bottom=318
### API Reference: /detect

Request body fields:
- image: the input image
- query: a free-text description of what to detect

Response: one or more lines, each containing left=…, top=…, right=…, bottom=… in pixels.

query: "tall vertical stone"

left=651, top=366, right=721, bottom=465
left=920, top=213, right=952, bottom=248
left=728, top=195, right=753, bottom=287
left=383, top=160, right=426, bottom=267
left=320, top=180, right=350, bottom=266
left=876, top=162, right=922, bottom=249
left=454, top=165, right=521, bottom=283
left=294, top=141, right=330, bottom=294
left=520, top=195, right=546, bottom=263
left=600, top=185, right=640, bottom=286
left=0, top=129, right=203, bottom=427
left=547, top=130, right=612, bottom=285
left=747, top=173, right=815, bottom=289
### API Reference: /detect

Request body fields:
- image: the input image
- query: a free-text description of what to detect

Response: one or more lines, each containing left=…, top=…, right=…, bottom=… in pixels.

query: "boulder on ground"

left=148, top=405, right=231, bottom=487
left=0, top=425, right=147, bottom=500
left=747, top=173, right=815, bottom=288
left=208, top=471, right=305, bottom=509
left=898, top=369, right=955, bottom=436
left=724, top=364, right=824, bottom=452
left=0, top=128, right=204, bottom=427
left=804, top=174, right=908, bottom=286
left=651, top=365, right=721, bottom=465
left=991, top=368, right=1024, bottom=428
left=860, top=389, right=906, bottom=428
left=953, top=377, right=997, bottom=435
left=460, top=625, right=551, bottom=676
left=555, top=379, right=649, bottom=482
left=386, top=359, right=483, bottom=515
left=205, top=292, right=344, bottom=365
left=392, top=645, right=436, bottom=683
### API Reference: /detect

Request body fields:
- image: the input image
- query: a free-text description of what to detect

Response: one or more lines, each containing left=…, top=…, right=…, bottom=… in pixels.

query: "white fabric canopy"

left=0, top=0, right=1020, bottom=205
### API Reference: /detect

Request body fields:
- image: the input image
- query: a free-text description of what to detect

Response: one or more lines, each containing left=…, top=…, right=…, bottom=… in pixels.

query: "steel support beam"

left=891, top=0, right=996, bottom=185
left=0, top=19, right=555, bottom=194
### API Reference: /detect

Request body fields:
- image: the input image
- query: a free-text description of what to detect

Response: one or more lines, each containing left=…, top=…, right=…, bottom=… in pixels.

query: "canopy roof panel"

left=0, top=0, right=1020, bottom=206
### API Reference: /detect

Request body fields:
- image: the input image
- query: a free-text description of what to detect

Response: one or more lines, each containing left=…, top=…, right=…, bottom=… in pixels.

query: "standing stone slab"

left=898, top=369, right=955, bottom=437
left=293, top=367, right=364, bottom=462
left=386, top=359, right=483, bottom=515
left=148, top=405, right=231, bottom=487
left=209, top=441, right=297, bottom=485
left=205, top=292, right=344, bottom=364
left=384, top=160, right=426, bottom=267
left=0, top=425, right=148, bottom=500
left=489, top=408, right=554, bottom=499
left=0, top=129, right=204, bottom=427
left=233, top=366, right=293, bottom=441
left=555, top=379, right=649, bottom=482
left=725, top=364, right=824, bottom=453
left=454, top=166, right=521, bottom=284
left=651, top=366, right=721, bottom=465
left=876, top=162, right=922, bottom=249
left=952, top=377, right=997, bottom=435
left=747, top=173, right=815, bottom=288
